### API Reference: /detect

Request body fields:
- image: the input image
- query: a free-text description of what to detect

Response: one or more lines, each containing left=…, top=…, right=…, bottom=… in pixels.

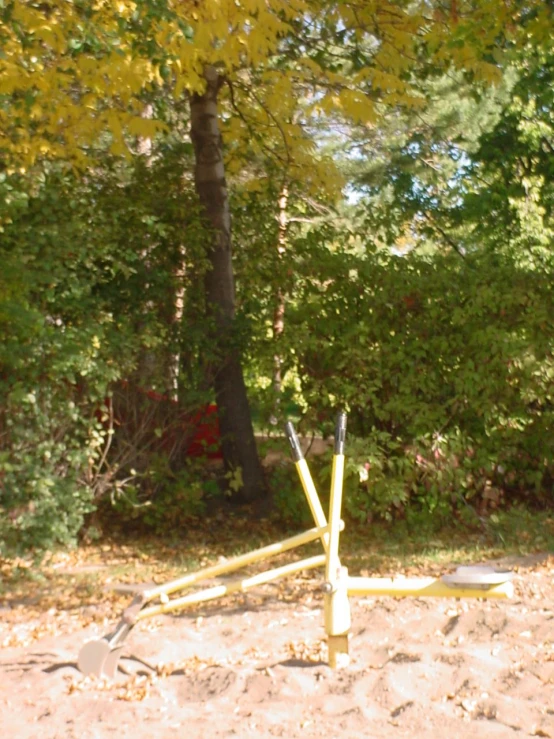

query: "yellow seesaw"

left=78, top=413, right=513, bottom=677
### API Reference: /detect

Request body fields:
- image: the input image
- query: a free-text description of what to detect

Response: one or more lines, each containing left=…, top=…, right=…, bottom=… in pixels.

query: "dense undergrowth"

left=2, top=51, right=554, bottom=558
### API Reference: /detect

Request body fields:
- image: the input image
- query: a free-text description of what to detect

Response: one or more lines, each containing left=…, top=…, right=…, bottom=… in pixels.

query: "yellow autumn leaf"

left=126, top=117, right=166, bottom=137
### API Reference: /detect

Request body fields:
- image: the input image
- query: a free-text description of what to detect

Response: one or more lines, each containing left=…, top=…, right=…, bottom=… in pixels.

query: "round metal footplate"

left=441, top=566, right=513, bottom=589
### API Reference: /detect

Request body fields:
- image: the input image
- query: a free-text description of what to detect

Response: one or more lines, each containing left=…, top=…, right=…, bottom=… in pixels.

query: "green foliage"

left=2, top=2, right=554, bottom=553
left=337, top=435, right=412, bottom=523
left=0, top=147, right=213, bottom=555
left=458, top=48, right=554, bottom=260
left=486, top=507, right=554, bottom=551
left=107, top=458, right=209, bottom=535
left=267, top=461, right=312, bottom=526
left=284, top=245, right=554, bottom=520
left=0, top=165, right=118, bottom=554
left=0, top=387, right=96, bottom=555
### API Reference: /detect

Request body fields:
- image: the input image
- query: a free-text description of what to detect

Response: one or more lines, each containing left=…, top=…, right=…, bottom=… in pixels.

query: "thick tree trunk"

left=189, top=66, right=266, bottom=503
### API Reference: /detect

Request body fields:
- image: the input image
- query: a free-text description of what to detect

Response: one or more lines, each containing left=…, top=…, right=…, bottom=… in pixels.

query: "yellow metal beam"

left=325, top=453, right=345, bottom=583
left=141, top=524, right=331, bottom=602
left=136, top=554, right=326, bottom=620
left=324, top=412, right=351, bottom=668
left=347, top=576, right=514, bottom=600
left=295, top=458, right=329, bottom=550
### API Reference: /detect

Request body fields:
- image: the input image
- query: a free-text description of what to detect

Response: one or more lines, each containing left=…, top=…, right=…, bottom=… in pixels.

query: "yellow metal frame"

left=347, top=576, right=513, bottom=600
left=287, top=414, right=513, bottom=667
left=78, top=413, right=514, bottom=677
left=128, top=522, right=335, bottom=622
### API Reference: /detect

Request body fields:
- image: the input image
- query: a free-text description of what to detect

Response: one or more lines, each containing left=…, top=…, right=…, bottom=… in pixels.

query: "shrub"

left=286, top=248, right=554, bottom=518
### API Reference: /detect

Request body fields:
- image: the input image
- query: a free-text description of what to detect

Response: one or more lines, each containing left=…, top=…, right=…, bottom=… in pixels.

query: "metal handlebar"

left=285, top=421, right=304, bottom=461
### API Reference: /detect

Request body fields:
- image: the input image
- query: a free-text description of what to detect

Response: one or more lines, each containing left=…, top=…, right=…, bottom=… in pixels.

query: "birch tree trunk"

left=189, top=66, right=266, bottom=503
left=272, top=185, right=289, bottom=402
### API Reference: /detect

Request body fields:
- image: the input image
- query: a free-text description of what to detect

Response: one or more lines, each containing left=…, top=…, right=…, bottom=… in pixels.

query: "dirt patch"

left=1, top=555, right=553, bottom=738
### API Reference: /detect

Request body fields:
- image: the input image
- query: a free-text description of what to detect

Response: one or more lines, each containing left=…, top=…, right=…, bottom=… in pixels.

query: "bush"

left=0, top=386, right=98, bottom=555
left=103, top=457, right=212, bottom=536
left=0, top=153, right=210, bottom=555
left=286, top=248, right=554, bottom=519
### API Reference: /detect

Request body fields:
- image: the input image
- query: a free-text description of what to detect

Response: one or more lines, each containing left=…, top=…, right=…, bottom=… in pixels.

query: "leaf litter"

left=1, top=535, right=553, bottom=737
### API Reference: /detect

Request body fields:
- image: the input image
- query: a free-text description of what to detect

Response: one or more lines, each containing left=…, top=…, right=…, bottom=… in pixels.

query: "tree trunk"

left=272, top=184, right=289, bottom=402
left=189, top=66, right=266, bottom=503
left=134, top=102, right=157, bottom=389
left=169, top=243, right=186, bottom=401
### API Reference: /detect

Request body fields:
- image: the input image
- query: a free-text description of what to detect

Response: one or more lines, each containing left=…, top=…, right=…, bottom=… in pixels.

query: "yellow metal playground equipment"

left=78, top=414, right=514, bottom=677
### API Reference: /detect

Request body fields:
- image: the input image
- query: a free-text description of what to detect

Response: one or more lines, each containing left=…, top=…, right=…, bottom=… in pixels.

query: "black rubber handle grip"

left=334, top=412, right=347, bottom=454
left=285, top=421, right=304, bottom=461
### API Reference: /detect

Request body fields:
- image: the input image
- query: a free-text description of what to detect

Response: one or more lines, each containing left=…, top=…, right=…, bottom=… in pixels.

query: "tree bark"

left=272, top=184, right=289, bottom=402
left=189, top=66, right=266, bottom=503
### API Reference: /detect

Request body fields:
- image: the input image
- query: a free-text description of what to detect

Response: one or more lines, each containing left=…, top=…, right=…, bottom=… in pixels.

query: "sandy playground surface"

left=1, top=551, right=553, bottom=738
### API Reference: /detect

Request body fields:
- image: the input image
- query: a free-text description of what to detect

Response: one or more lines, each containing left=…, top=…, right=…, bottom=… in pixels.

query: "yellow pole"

left=325, top=453, right=344, bottom=583
left=136, top=554, right=326, bottom=620
left=141, top=524, right=330, bottom=602
left=324, top=412, right=351, bottom=668
left=295, top=459, right=329, bottom=549
left=347, top=576, right=514, bottom=600
left=285, top=422, right=329, bottom=549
